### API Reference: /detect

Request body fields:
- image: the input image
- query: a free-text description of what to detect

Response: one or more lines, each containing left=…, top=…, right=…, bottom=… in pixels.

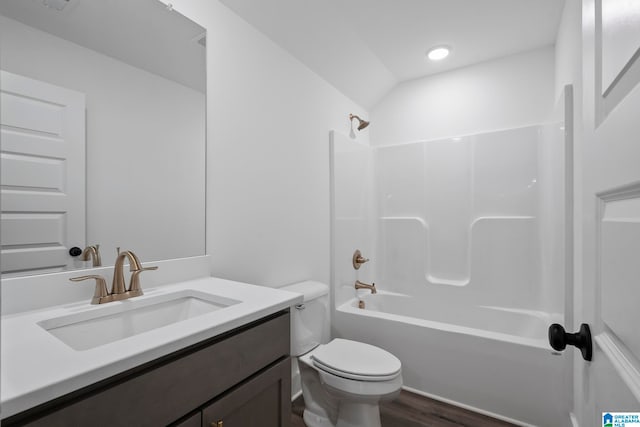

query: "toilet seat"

left=310, top=338, right=401, bottom=382
left=312, top=359, right=400, bottom=381
left=299, top=349, right=403, bottom=399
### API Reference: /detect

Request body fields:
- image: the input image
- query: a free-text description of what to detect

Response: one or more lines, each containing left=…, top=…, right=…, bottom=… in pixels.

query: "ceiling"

left=0, top=0, right=206, bottom=93
left=220, top=0, right=566, bottom=109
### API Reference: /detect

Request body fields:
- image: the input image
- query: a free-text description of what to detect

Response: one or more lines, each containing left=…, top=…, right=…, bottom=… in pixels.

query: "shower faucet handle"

left=352, top=249, right=370, bottom=269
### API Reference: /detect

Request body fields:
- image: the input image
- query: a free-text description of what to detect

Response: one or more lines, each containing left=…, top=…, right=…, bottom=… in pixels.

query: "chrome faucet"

left=355, top=280, right=377, bottom=294
left=81, top=244, right=102, bottom=267
left=70, top=249, right=157, bottom=304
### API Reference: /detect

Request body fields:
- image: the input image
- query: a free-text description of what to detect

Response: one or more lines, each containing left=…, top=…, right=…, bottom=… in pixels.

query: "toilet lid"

left=311, top=339, right=401, bottom=381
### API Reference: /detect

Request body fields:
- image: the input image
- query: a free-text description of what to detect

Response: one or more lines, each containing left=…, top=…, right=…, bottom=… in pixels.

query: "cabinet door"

left=202, top=358, right=291, bottom=427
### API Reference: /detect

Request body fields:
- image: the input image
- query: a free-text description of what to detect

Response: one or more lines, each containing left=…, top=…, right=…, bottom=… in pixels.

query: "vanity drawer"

left=202, top=357, right=291, bottom=427
left=12, top=311, right=290, bottom=427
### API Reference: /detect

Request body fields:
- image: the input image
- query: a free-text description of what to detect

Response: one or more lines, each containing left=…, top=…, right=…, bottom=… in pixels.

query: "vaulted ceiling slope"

left=220, top=0, right=565, bottom=110
left=0, top=0, right=206, bottom=93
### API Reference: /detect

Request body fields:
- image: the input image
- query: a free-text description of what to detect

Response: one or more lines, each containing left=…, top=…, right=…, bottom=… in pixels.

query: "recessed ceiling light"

left=427, top=46, right=450, bottom=61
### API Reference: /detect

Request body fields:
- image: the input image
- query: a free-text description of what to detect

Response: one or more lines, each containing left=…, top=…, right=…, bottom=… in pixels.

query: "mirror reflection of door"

left=0, top=0, right=206, bottom=275
left=1, top=71, right=85, bottom=275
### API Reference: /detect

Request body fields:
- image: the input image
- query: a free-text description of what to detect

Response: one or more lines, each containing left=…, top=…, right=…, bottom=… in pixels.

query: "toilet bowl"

left=281, top=281, right=403, bottom=427
left=300, top=338, right=402, bottom=427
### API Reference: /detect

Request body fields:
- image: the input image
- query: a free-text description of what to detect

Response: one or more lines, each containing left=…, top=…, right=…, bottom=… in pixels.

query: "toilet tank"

left=280, top=281, right=329, bottom=356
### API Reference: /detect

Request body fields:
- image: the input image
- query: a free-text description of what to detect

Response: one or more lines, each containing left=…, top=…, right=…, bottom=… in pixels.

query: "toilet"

left=282, top=281, right=403, bottom=427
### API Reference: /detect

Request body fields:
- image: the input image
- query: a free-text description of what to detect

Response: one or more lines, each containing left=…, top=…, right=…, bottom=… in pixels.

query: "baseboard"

left=401, top=386, right=536, bottom=427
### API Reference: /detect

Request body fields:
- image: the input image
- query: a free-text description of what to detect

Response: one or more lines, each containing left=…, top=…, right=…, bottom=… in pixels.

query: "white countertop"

left=0, top=276, right=302, bottom=419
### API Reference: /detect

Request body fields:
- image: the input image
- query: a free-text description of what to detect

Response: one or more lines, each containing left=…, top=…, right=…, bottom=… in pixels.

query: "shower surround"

left=330, top=123, right=567, bottom=426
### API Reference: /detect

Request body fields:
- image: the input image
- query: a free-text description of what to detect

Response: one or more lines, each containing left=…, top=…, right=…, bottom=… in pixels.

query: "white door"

left=576, top=1, right=640, bottom=425
left=1, top=71, right=85, bottom=275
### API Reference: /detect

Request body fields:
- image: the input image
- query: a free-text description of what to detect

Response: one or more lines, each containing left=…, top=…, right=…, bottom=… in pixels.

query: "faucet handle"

left=128, top=266, right=158, bottom=295
left=352, top=250, right=370, bottom=270
left=70, top=275, right=109, bottom=304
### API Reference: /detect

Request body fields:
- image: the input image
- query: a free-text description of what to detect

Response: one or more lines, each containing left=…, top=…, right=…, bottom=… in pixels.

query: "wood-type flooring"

left=291, top=390, right=516, bottom=427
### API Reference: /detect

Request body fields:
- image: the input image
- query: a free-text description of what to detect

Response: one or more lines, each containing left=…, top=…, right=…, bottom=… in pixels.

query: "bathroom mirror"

left=0, top=0, right=206, bottom=276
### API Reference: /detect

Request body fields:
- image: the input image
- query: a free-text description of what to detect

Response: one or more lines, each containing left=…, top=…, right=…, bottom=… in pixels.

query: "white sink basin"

left=38, top=290, right=241, bottom=351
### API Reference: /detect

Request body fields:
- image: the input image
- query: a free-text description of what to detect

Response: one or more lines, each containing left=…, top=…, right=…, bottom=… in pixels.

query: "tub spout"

left=355, top=280, right=376, bottom=294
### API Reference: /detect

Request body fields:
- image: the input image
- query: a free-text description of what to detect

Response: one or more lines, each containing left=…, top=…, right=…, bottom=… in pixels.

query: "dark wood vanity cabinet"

left=200, top=358, right=290, bottom=427
left=4, top=311, right=292, bottom=427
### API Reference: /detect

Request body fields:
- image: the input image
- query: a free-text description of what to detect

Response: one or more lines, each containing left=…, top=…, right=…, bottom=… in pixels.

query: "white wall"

left=370, top=46, right=556, bottom=145
left=166, top=0, right=369, bottom=288
left=0, top=16, right=206, bottom=266
left=555, top=1, right=583, bottom=102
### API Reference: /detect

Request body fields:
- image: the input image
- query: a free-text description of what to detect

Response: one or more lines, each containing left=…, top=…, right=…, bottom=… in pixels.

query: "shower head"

left=349, top=113, right=370, bottom=131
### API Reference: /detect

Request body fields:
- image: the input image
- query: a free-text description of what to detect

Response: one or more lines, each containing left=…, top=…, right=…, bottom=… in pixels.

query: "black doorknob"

left=548, top=323, right=592, bottom=361
left=69, top=246, right=82, bottom=257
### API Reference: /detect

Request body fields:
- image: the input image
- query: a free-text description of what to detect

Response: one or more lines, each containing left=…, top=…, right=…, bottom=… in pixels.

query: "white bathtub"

left=334, top=292, right=568, bottom=427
